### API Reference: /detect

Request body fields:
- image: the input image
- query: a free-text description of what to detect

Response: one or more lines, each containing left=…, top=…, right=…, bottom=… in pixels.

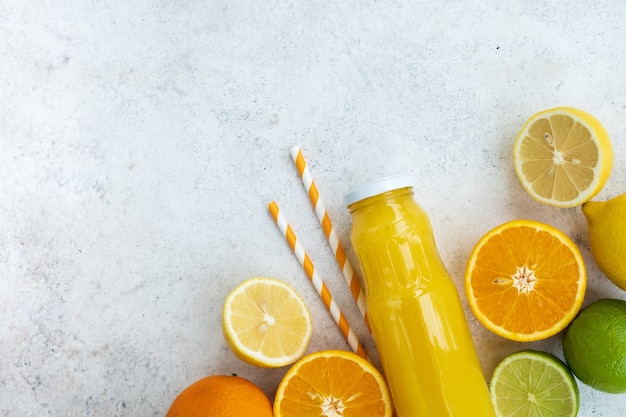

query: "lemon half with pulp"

left=222, top=277, right=312, bottom=368
left=513, top=107, right=613, bottom=208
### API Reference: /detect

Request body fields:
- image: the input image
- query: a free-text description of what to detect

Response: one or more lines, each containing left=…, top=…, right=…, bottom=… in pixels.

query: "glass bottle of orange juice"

left=344, top=175, right=495, bottom=417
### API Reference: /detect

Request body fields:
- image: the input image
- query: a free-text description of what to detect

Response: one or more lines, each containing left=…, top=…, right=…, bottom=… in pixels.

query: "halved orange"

left=273, top=350, right=393, bottom=417
left=465, top=219, right=586, bottom=342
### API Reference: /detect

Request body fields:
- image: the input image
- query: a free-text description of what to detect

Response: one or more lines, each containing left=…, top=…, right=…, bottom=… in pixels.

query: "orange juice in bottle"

left=344, top=175, right=495, bottom=417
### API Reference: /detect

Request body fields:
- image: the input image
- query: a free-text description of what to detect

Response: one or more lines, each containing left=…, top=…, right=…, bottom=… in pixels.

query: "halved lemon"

left=222, top=277, right=313, bottom=368
left=465, top=220, right=586, bottom=342
left=274, top=350, right=393, bottom=417
left=513, top=107, right=613, bottom=208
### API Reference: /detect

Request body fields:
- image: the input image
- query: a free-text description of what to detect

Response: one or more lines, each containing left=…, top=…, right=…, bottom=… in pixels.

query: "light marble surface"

left=2, top=1, right=626, bottom=415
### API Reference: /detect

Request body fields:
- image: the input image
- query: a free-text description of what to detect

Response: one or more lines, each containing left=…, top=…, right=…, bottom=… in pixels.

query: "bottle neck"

left=348, top=187, right=415, bottom=213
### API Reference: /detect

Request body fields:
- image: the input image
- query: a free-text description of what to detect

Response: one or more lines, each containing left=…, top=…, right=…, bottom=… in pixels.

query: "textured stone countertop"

left=2, top=1, right=626, bottom=415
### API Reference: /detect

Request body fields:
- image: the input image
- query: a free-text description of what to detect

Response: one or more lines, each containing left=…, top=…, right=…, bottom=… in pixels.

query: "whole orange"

left=166, top=375, right=272, bottom=417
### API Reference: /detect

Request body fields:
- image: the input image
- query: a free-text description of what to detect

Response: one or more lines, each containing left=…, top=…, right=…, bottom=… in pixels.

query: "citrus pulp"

left=273, top=349, right=393, bottom=417
left=513, top=107, right=613, bottom=208
left=222, top=277, right=312, bottom=368
left=490, top=350, right=579, bottom=417
left=465, top=219, right=586, bottom=341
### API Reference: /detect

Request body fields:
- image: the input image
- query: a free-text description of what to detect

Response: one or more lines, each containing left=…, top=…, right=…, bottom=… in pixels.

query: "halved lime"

left=490, top=350, right=579, bottom=417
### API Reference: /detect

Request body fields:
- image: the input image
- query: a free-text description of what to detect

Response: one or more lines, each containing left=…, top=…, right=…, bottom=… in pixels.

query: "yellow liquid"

left=349, top=187, right=495, bottom=417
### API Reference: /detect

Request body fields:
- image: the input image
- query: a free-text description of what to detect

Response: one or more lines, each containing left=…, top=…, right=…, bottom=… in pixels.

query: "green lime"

left=490, top=350, right=579, bottom=417
left=562, top=298, right=626, bottom=393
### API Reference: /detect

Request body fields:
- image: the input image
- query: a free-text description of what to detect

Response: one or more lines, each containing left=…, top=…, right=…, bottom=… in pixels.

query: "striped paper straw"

left=268, top=201, right=368, bottom=360
left=290, top=146, right=370, bottom=331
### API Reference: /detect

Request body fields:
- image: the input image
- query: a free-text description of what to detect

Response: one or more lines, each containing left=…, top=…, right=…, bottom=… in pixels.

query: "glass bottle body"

left=348, top=186, right=495, bottom=417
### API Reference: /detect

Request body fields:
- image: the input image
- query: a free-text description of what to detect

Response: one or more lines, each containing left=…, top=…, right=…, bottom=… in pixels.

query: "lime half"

left=490, top=350, right=579, bottom=417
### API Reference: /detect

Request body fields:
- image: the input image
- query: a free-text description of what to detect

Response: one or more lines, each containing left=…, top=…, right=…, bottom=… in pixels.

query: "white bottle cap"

left=344, top=174, right=415, bottom=206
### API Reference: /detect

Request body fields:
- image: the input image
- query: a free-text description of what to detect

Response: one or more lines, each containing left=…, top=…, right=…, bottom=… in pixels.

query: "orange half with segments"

left=274, top=350, right=393, bottom=417
left=465, top=219, right=586, bottom=342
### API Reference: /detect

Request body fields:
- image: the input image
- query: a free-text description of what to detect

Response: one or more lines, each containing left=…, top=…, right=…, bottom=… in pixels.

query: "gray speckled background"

left=2, top=1, right=626, bottom=415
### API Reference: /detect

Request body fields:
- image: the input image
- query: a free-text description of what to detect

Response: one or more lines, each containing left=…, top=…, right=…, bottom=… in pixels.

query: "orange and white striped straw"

left=290, top=146, right=370, bottom=331
left=268, top=201, right=368, bottom=360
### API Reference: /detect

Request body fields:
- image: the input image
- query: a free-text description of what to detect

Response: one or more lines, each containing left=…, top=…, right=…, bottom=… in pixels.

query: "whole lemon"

left=582, top=193, right=626, bottom=291
left=562, top=299, right=626, bottom=393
